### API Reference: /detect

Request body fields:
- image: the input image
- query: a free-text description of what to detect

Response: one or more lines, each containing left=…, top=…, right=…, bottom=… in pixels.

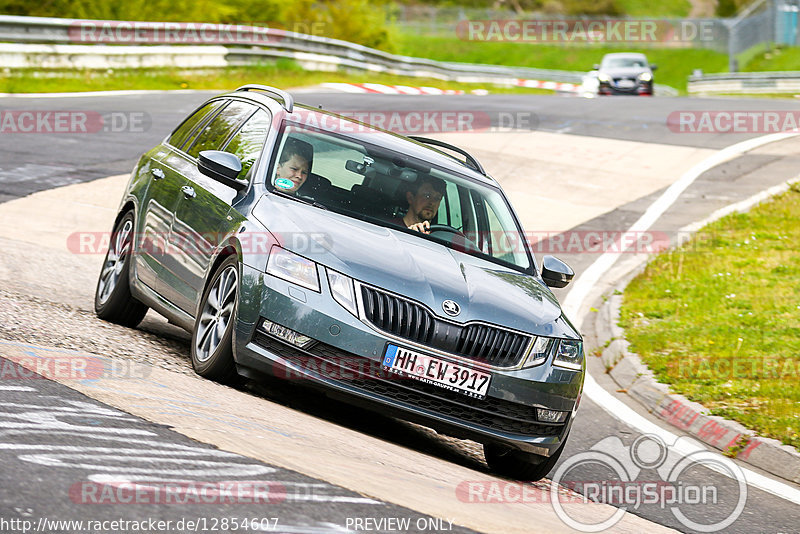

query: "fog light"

left=537, top=408, right=568, bottom=423
left=261, top=320, right=315, bottom=349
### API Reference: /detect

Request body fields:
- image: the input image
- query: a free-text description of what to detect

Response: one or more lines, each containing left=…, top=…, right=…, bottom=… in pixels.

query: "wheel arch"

left=195, top=240, right=242, bottom=318
left=114, top=199, right=138, bottom=228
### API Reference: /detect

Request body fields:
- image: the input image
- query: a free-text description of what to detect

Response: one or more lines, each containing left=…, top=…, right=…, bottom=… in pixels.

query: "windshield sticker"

left=275, top=178, right=294, bottom=190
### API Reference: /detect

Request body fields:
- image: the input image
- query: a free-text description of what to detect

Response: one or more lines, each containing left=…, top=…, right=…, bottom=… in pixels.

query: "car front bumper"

left=233, top=264, right=583, bottom=456
left=598, top=81, right=653, bottom=95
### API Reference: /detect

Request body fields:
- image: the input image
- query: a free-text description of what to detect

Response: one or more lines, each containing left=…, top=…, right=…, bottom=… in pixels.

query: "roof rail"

left=408, top=136, right=486, bottom=176
left=235, top=84, right=294, bottom=113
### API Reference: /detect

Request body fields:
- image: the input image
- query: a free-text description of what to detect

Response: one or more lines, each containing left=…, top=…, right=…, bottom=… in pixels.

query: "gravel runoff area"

left=0, top=287, right=195, bottom=375
left=0, top=272, right=491, bottom=469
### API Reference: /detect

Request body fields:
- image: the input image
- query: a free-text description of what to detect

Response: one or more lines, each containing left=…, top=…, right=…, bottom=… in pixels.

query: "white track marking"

left=361, top=83, right=401, bottom=94
left=0, top=386, right=36, bottom=391
left=583, top=376, right=800, bottom=504
left=320, top=83, right=368, bottom=94
left=679, top=177, right=800, bottom=235
left=561, top=129, right=800, bottom=504
left=392, top=85, right=424, bottom=95
left=562, top=129, right=800, bottom=321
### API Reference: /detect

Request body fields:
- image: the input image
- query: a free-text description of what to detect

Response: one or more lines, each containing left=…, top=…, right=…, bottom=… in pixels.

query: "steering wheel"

left=427, top=224, right=481, bottom=253
left=428, top=224, right=467, bottom=238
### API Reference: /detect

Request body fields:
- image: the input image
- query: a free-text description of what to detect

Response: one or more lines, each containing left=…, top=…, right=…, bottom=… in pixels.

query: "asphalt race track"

left=0, top=353, right=474, bottom=534
left=1, top=90, right=799, bottom=533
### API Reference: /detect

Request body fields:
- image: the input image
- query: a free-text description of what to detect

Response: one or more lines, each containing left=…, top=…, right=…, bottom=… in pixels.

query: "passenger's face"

left=407, top=183, right=443, bottom=222
left=275, top=154, right=310, bottom=193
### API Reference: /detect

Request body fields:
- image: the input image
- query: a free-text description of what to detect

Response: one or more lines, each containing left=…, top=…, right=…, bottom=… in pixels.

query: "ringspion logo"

left=550, top=435, right=747, bottom=532
left=456, top=434, right=747, bottom=532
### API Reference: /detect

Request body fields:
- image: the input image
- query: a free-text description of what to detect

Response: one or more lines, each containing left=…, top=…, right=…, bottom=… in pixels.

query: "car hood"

left=600, top=66, right=650, bottom=78
left=252, top=196, right=571, bottom=337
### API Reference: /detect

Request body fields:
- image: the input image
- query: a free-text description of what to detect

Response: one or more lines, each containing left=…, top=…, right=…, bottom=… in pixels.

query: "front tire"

left=94, top=211, right=148, bottom=327
left=191, top=255, right=239, bottom=382
left=484, top=438, right=568, bottom=481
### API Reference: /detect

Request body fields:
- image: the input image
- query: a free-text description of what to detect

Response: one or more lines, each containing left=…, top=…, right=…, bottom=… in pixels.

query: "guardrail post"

left=727, top=20, right=738, bottom=72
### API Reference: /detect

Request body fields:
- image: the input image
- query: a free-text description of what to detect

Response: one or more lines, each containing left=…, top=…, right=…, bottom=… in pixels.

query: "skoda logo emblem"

left=442, top=300, right=460, bottom=317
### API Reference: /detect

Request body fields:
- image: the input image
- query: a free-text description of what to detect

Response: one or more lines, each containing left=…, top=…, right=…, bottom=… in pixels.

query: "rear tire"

left=484, top=438, right=567, bottom=481
left=191, top=255, right=239, bottom=382
left=94, top=211, right=148, bottom=327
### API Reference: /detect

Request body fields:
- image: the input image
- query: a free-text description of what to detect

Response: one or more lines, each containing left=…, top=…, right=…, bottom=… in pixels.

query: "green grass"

left=4, top=36, right=799, bottom=97
left=395, top=31, right=800, bottom=94
left=0, top=61, right=551, bottom=95
left=395, top=32, right=729, bottom=93
left=615, top=0, right=692, bottom=17
left=619, top=184, right=800, bottom=451
left=743, top=45, right=800, bottom=72
left=400, top=0, right=694, bottom=17
left=711, top=93, right=800, bottom=99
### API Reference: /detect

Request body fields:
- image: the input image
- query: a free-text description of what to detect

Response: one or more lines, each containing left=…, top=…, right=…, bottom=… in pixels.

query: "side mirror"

left=198, top=150, right=246, bottom=191
left=650, top=64, right=658, bottom=71
left=592, top=64, right=600, bottom=70
left=541, top=255, right=574, bottom=288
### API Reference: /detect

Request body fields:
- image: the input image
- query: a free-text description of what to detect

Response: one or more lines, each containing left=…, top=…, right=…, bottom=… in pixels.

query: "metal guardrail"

left=0, top=15, right=585, bottom=84
left=1, top=12, right=796, bottom=97
left=0, top=15, right=683, bottom=95
left=688, top=71, right=800, bottom=93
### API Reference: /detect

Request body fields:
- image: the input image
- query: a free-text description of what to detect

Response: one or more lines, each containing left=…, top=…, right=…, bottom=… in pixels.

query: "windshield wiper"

left=297, top=195, right=328, bottom=210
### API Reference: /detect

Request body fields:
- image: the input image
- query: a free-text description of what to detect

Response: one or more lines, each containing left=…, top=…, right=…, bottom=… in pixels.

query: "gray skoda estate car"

left=95, top=85, right=584, bottom=480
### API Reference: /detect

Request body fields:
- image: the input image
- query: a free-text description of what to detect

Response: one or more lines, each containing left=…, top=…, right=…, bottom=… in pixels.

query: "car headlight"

left=598, top=73, right=611, bottom=83
left=266, top=246, right=320, bottom=292
left=521, top=336, right=557, bottom=368
left=638, top=72, right=652, bottom=82
left=553, top=339, right=583, bottom=370
left=327, top=268, right=358, bottom=316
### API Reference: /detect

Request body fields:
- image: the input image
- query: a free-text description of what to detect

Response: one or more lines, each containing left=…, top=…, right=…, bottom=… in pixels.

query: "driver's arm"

left=407, top=221, right=431, bottom=234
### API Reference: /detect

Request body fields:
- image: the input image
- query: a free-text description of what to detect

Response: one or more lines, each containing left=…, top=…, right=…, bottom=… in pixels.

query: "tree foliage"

left=0, top=0, right=395, bottom=50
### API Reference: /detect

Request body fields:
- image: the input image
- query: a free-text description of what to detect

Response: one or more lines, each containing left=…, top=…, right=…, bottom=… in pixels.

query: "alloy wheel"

left=195, top=265, right=238, bottom=363
left=97, top=219, right=133, bottom=305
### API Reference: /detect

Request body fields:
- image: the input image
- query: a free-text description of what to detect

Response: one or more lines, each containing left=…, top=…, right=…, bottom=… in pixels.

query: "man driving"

left=395, top=175, right=446, bottom=234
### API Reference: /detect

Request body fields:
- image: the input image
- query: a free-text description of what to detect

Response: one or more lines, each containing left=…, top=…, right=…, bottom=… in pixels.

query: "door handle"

left=181, top=185, right=196, bottom=199
left=151, top=168, right=165, bottom=180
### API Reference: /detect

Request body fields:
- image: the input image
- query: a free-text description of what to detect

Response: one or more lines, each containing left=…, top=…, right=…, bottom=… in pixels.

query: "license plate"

left=382, top=344, right=491, bottom=399
left=616, top=79, right=635, bottom=88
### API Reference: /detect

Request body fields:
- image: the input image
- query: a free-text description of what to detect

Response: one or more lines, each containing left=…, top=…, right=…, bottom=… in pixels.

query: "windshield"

left=602, top=57, right=648, bottom=68
left=267, top=121, right=532, bottom=272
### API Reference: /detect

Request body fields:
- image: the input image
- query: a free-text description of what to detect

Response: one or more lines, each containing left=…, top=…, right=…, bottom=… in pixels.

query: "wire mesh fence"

left=390, top=0, right=799, bottom=71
